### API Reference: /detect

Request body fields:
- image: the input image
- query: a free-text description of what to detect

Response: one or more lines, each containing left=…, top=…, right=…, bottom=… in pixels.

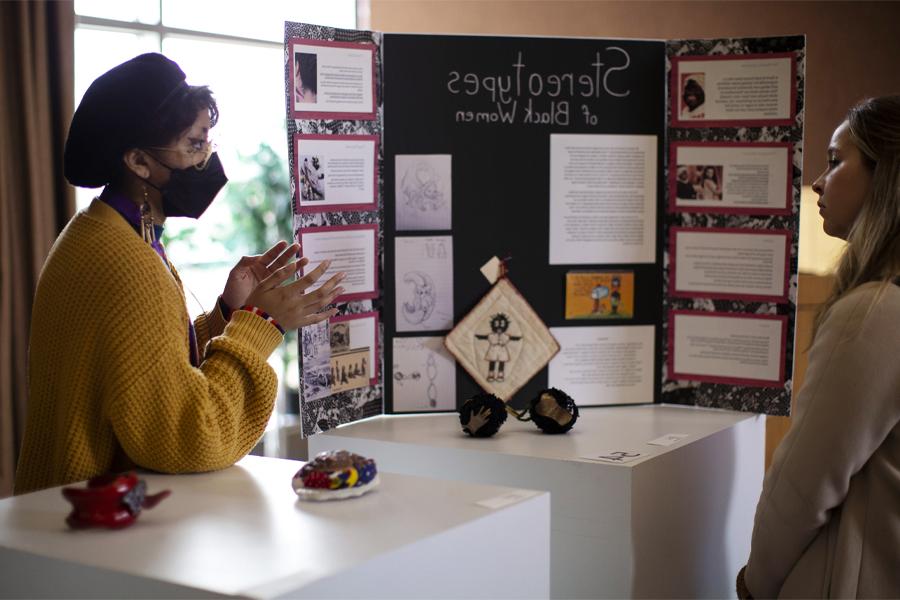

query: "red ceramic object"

left=61, top=472, right=170, bottom=529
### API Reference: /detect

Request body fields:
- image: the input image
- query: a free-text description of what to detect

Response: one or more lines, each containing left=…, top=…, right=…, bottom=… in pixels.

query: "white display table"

left=0, top=455, right=549, bottom=599
left=310, top=404, right=765, bottom=599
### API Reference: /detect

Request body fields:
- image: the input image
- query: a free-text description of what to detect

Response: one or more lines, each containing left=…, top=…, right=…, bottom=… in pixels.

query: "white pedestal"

left=0, top=456, right=549, bottom=599
left=309, top=404, right=765, bottom=599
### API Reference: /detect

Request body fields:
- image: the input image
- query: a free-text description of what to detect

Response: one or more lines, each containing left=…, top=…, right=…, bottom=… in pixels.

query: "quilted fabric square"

left=445, top=278, right=560, bottom=402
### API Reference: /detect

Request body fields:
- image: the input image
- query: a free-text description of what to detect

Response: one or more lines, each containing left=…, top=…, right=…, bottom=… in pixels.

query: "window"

left=74, top=1, right=358, bottom=452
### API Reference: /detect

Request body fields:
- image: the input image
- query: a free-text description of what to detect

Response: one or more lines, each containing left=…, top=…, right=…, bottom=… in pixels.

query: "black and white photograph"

left=299, top=154, right=325, bottom=202
left=300, top=320, right=332, bottom=403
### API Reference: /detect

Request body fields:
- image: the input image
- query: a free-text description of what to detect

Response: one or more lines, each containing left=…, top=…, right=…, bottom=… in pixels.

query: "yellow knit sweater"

left=14, top=199, right=282, bottom=494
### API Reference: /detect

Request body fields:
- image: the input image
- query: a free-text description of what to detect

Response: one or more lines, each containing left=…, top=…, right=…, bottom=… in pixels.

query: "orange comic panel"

left=565, top=271, right=634, bottom=320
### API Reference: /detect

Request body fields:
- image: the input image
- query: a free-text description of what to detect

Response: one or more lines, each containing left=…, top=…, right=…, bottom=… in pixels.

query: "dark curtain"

left=0, top=0, right=75, bottom=498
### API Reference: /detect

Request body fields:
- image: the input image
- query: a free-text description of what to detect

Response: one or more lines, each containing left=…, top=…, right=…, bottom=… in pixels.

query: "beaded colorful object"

left=292, top=450, right=380, bottom=501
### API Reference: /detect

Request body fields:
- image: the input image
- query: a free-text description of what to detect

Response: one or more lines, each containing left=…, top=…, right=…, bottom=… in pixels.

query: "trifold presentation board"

left=284, top=21, right=805, bottom=437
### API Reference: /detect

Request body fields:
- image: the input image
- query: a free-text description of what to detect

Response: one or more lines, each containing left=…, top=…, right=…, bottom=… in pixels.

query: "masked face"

left=139, top=108, right=227, bottom=219
left=146, top=151, right=228, bottom=219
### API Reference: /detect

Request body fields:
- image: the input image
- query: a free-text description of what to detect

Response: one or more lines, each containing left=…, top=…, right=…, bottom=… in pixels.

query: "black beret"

left=64, top=53, right=187, bottom=188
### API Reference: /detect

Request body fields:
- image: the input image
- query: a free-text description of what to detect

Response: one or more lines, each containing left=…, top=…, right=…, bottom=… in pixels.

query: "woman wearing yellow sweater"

left=14, top=54, right=343, bottom=494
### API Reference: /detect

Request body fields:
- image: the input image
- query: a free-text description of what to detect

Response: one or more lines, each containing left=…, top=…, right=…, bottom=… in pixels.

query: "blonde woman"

left=739, top=96, right=900, bottom=598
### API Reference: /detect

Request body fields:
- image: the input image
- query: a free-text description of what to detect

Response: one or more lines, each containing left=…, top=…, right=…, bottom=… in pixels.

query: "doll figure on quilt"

left=474, top=313, right=522, bottom=382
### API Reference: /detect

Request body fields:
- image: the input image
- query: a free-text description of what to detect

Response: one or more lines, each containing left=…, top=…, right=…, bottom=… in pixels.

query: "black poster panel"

left=382, top=34, right=666, bottom=411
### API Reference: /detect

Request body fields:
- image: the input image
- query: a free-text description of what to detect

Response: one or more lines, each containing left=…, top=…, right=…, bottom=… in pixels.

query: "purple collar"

left=100, top=192, right=164, bottom=240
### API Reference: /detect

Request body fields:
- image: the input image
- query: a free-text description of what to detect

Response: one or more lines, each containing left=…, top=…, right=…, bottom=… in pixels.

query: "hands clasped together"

left=222, top=240, right=344, bottom=330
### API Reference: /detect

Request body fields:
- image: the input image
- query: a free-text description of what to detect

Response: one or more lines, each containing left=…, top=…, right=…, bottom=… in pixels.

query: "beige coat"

left=746, top=281, right=900, bottom=598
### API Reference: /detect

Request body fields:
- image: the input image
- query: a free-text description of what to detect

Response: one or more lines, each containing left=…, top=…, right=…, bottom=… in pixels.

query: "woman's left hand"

left=222, top=241, right=298, bottom=310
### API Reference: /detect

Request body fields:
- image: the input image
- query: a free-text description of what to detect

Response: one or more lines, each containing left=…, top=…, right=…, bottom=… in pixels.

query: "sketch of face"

left=402, top=271, right=436, bottom=324
left=401, top=162, right=444, bottom=211
left=677, top=167, right=689, bottom=182
left=416, top=165, right=440, bottom=199
left=312, top=156, right=321, bottom=170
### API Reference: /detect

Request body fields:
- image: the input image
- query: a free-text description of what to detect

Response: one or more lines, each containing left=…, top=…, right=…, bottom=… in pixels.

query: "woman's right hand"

left=244, top=258, right=345, bottom=330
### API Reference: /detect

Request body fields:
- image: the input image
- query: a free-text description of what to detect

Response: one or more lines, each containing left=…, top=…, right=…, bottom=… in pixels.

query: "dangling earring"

left=140, top=185, right=156, bottom=244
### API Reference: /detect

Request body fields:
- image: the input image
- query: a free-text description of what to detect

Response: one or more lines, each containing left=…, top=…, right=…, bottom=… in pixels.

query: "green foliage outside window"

left=213, top=144, right=300, bottom=400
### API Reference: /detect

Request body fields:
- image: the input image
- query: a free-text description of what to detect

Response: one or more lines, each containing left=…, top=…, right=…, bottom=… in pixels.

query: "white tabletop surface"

left=0, top=455, right=544, bottom=598
left=318, top=404, right=758, bottom=466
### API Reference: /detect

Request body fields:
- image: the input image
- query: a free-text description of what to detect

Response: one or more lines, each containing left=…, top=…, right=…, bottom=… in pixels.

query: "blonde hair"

left=814, top=95, right=900, bottom=338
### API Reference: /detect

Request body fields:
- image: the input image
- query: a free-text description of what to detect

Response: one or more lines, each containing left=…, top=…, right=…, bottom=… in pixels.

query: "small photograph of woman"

left=294, top=52, right=318, bottom=105
left=680, top=73, right=705, bottom=119
left=675, top=164, right=723, bottom=200
left=698, top=165, right=722, bottom=200
left=738, top=95, right=900, bottom=599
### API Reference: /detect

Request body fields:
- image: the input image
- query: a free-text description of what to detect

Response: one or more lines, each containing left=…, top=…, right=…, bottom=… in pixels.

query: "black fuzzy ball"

left=459, top=393, right=507, bottom=437
left=529, top=388, right=578, bottom=434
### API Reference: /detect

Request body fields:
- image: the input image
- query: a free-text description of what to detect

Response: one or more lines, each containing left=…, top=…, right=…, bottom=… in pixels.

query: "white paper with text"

left=548, top=325, right=655, bottom=405
left=673, top=230, right=788, bottom=299
left=549, top=134, right=657, bottom=264
left=671, top=313, right=784, bottom=384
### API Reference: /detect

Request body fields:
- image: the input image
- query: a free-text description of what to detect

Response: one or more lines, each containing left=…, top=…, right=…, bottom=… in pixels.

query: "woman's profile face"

left=142, top=109, right=212, bottom=188
left=812, top=121, right=873, bottom=240
left=704, top=167, right=715, bottom=178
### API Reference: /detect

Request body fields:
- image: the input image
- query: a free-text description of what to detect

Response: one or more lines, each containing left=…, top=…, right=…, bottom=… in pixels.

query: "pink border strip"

left=670, top=52, right=797, bottom=128
left=667, top=310, right=788, bottom=387
left=330, top=310, right=380, bottom=386
left=668, top=141, right=793, bottom=216
left=288, top=38, right=377, bottom=121
left=669, top=227, right=792, bottom=303
left=297, top=223, right=379, bottom=303
left=294, top=133, right=379, bottom=214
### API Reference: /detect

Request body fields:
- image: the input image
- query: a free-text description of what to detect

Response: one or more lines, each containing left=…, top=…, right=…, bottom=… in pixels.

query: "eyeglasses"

left=145, top=134, right=217, bottom=169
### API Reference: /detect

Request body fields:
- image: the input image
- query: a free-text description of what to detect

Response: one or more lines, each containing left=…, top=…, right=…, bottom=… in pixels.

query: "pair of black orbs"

left=459, top=388, right=579, bottom=438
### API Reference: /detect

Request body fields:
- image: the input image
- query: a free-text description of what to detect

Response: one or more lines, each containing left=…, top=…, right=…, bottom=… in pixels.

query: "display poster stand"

left=284, top=23, right=805, bottom=436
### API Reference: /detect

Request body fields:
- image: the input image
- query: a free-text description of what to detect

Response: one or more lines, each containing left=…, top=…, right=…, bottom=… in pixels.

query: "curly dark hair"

left=682, top=78, right=705, bottom=109
left=138, top=84, right=218, bottom=149
left=489, top=313, right=510, bottom=333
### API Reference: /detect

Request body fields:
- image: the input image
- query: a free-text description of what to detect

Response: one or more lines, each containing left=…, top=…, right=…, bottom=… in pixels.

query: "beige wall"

left=370, top=0, right=900, bottom=183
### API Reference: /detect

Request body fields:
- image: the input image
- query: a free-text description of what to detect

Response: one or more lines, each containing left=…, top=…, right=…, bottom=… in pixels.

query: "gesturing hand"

left=244, top=257, right=346, bottom=331
left=222, top=241, right=297, bottom=311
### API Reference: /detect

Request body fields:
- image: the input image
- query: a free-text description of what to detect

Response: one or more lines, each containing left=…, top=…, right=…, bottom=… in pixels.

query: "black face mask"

left=145, top=151, right=228, bottom=219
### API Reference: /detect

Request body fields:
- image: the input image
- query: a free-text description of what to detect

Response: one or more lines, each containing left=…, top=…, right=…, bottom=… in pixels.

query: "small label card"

left=480, top=255, right=503, bottom=284
left=475, top=490, right=540, bottom=510
left=646, top=433, right=690, bottom=447
left=583, top=450, right=646, bottom=464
